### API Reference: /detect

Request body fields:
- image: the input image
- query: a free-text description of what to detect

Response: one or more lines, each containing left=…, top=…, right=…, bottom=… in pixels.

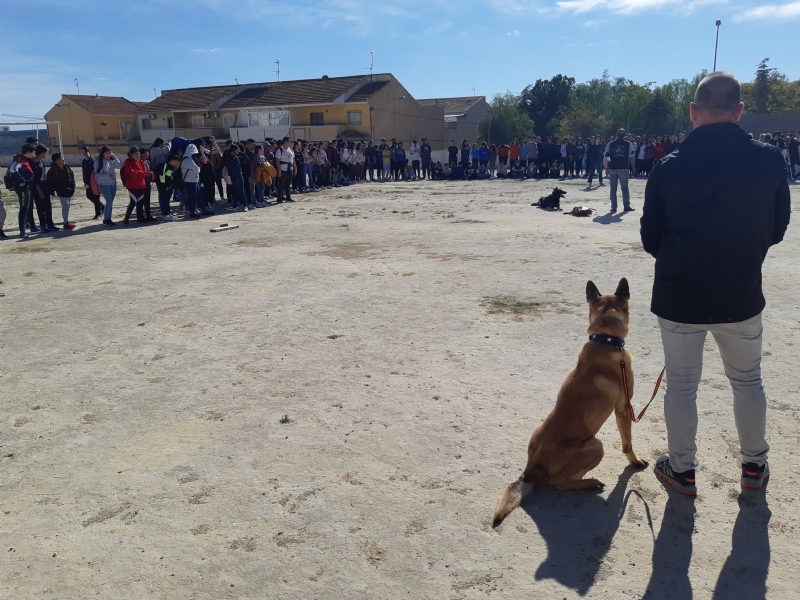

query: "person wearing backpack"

left=8, top=144, right=36, bottom=237
left=45, top=153, right=77, bottom=230
left=95, top=145, right=122, bottom=226
left=79, top=148, right=105, bottom=219
left=120, top=147, right=150, bottom=225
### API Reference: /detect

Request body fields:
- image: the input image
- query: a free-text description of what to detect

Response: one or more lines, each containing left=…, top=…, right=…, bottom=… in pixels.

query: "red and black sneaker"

left=741, top=461, right=769, bottom=490
left=654, top=455, right=697, bottom=495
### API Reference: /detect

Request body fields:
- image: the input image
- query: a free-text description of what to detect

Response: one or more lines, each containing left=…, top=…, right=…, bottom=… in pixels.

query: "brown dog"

left=492, top=278, right=648, bottom=527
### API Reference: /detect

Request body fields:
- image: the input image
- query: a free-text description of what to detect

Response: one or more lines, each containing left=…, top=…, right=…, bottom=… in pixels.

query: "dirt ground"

left=1, top=176, right=799, bottom=600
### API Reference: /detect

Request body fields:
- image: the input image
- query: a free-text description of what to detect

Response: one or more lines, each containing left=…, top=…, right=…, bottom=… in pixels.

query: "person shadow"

left=641, top=491, right=696, bottom=599
left=593, top=211, right=623, bottom=225
left=520, top=464, right=651, bottom=595
left=711, top=491, right=771, bottom=600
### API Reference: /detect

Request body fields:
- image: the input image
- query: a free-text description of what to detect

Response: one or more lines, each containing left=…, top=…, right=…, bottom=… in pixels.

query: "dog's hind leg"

left=551, top=437, right=605, bottom=491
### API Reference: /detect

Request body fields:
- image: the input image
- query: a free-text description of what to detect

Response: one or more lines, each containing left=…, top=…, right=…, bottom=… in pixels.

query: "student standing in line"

left=488, top=144, right=497, bottom=178
left=198, top=150, right=216, bottom=214
left=447, top=139, right=459, bottom=168
left=80, top=147, right=105, bottom=219
left=460, top=140, right=470, bottom=168
left=275, top=136, right=295, bottom=203
left=409, top=140, right=421, bottom=179
left=45, top=152, right=76, bottom=230
left=121, top=147, right=150, bottom=225
left=394, top=142, right=406, bottom=181
left=508, top=138, right=520, bottom=166
left=95, top=145, right=122, bottom=226
left=180, top=144, right=202, bottom=218
left=139, top=148, right=157, bottom=221
left=32, top=145, right=58, bottom=232
left=10, top=144, right=36, bottom=237
left=420, top=138, right=432, bottom=179
left=382, top=142, right=391, bottom=180
left=156, top=153, right=179, bottom=221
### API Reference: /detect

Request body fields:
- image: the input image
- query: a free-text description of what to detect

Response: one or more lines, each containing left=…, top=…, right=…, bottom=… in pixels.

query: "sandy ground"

left=1, top=176, right=799, bottom=600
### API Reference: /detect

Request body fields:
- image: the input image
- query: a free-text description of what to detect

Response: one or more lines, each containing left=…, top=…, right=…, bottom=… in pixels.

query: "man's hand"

left=84, top=184, right=89, bottom=189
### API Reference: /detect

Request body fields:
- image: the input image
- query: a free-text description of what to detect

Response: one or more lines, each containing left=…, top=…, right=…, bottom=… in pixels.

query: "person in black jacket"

left=641, top=72, right=791, bottom=495
left=46, top=153, right=77, bottom=229
left=80, top=147, right=105, bottom=219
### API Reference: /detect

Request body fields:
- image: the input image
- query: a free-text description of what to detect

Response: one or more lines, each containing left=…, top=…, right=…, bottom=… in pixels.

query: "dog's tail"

left=492, top=478, right=534, bottom=528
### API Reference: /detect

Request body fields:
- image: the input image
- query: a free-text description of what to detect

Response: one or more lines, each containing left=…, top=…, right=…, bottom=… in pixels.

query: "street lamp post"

left=713, top=20, right=721, bottom=72
left=393, top=95, right=405, bottom=141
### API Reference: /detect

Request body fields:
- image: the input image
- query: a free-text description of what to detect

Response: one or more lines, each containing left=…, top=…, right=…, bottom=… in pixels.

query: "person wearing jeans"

left=94, top=145, right=122, bottom=226
left=605, top=129, right=633, bottom=212
left=641, top=72, right=791, bottom=495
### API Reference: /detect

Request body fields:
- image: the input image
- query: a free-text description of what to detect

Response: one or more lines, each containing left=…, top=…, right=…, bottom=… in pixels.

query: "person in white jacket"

left=408, top=140, right=421, bottom=179
left=180, top=144, right=202, bottom=217
left=94, top=145, right=122, bottom=226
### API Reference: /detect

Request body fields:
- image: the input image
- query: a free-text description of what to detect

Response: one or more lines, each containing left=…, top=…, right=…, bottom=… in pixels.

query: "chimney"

left=321, top=75, right=329, bottom=79
left=95, top=93, right=99, bottom=97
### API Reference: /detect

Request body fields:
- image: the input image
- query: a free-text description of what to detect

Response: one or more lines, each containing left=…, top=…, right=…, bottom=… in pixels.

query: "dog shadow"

left=521, top=464, right=650, bottom=596
left=711, top=491, right=771, bottom=600
left=592, top=211, right=623, bottom=225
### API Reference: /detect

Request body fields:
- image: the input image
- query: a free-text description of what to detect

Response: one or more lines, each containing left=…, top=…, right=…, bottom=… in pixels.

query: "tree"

left=752, top=58, right=776, bottom=113
left=556, top=106, right=608, bottom=139
left=642, top=91, right=672, bottom=135
left=478, top=91, right=534, bottom=145
left=519, top=75, right=575, bottom=137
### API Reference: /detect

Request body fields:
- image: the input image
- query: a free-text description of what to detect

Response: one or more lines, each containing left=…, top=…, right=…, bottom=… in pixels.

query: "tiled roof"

left=417, top=96, right=486, bottom=116
left=346, top=80, right=389, bottom=103
left=221, top=75, right=367, bottom=108
left=737, top=113, right=800, bottom=136
left=62, top=95, right=142, bottom=115
left=223, top=85, right=277, bottom=108
left=138, top=84, right=243, bottom=112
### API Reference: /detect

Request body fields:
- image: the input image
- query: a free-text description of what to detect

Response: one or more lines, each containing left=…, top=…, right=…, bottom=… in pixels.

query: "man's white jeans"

left=658, top=313, right=769, bottom=472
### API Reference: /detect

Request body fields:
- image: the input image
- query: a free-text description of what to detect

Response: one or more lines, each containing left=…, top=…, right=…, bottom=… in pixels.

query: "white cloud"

left=191, top=48, right=221, bottom=53
left=583, top=19, right=606, bottom=27
left=506, top=29, right=520, bottom=36
left=734, top=1, right=800, bottom=21
left=555, top=0, right=726, bottom=15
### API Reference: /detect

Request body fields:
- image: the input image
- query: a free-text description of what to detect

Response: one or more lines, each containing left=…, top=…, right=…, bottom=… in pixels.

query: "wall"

left=368, top=80, right=445, bottom=149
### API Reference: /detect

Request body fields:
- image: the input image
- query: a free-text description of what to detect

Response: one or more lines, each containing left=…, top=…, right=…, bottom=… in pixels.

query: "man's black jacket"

left=640, top=122, right=790, bottom=324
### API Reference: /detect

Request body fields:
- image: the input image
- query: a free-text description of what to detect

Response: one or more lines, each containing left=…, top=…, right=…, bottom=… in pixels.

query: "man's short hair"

left=22, top=143, right=36, bottom=154
left=34, top=144, right=48, bottom=156
left=26, top=137, right=39, bottom=144
left=694, top=72, right=741, bottom=115
left=617, top=128, right=626, bottom=139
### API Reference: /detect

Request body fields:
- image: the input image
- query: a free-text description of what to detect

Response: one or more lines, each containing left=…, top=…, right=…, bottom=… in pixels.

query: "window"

left=191, top=115, right=204, bottom=129
left=141, top=118, right=152, bottom=130
left=222, top=113, right=235, bottom=129
left=347, top=110, right=362, bottom=125
left=310, top=112, right=324, bottom=126
left=100, top=122, right=108, bottom=140
left=167, top=117, right=174, bottom=128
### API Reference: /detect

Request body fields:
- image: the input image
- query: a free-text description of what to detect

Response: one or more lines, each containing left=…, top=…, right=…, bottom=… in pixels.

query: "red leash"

left=620, top=349, right=666, bottom=423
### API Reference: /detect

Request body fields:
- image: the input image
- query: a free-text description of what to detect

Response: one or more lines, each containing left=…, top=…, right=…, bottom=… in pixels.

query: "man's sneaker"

left=19, top=230, right=29, bottom=239
left=93, top=213, right=102, bottom=220
left=162, top=214, right=174, bottom=221
left=624, top=206, right=636, bottom=212
left=247, top=204, right=256, bottom=211
left=102, top=219, right=115, bottom=227
left=741, top=461, right=769, bottom=489
left=123, top=219, right=131, bottom=226
left=654, top=455, right=697, bottom=495
left=63, top=222, right=76, bottom=230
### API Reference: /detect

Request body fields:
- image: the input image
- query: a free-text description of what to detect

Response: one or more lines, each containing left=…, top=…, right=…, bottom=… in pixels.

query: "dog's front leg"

left=615, top=410, right=647, bottom=468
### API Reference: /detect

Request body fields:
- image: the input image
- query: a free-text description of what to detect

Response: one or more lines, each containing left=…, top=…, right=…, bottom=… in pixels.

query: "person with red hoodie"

left=10, top=143, right=37, bottom=238
left=120, top=147, right=149, bottom=225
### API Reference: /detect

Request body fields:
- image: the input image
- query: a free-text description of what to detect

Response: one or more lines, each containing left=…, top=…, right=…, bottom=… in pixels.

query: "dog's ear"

left=586, top=281, right=601, bottom=302
left=615, top=278, right=630, bottom=300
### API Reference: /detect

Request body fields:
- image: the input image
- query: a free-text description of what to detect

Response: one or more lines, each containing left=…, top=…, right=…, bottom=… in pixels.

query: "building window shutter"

left=310, top=112, right=324, bottom=126
left=222, top=114, right=235, bottom=129
left=192, top=115, right=204, bottom=129
left=347, top=110, right=362, bottom=125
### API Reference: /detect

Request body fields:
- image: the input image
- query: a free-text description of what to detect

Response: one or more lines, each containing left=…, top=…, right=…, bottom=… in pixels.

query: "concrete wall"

left=368, top=80, right=445, bottom=149
left=45, top=96, right=135, bottom=150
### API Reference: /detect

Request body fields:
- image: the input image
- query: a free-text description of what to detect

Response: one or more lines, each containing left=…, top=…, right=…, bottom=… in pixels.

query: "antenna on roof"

left=153, top=87, right=157, bottom=98
left=364, top=51, right=374, bottom=79
left=273, top=60, right=280, bottom=82
left=74, top=78, right=80, bottom=95
left=472, top=86, right=476, bottom=97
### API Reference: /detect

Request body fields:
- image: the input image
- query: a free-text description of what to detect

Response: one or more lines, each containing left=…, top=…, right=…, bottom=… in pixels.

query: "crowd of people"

left=1, top=127, right=798, bottom=239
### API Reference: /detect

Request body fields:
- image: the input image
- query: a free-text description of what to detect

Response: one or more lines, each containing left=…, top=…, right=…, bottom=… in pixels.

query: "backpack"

left=4, top=162, right=22, bottom=190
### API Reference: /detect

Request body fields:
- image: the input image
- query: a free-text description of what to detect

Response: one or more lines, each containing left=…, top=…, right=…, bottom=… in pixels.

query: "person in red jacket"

left=508, top=139, right=520, bottom=163
left=120, top=147, right=149, bottom=225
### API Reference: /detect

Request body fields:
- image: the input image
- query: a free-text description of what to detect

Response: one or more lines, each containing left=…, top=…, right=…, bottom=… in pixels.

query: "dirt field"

left=1, top=177, right=798, bottom=599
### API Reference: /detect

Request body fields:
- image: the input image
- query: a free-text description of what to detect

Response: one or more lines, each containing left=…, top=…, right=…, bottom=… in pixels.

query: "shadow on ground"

left=521, top=465, right=652, bottom=596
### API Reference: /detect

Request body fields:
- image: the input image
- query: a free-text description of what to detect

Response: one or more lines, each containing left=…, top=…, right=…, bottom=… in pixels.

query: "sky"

left=1, top=0, right=799, bottom=123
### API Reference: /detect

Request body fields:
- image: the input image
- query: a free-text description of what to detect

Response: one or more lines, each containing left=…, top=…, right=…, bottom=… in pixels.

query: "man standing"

left=789, top=130, right=800, bottom=180
left=524, top=137, right=538, bottom=178
left=275, top=136, right=295, bottom=202
left=641, top=72, right=791, bottom=495
left=605, top=129, right=634, bottom=212
left=420, top=138, right=432, bottom=179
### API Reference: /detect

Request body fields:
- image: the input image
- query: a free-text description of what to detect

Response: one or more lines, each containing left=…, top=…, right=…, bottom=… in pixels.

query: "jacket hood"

left=185, top=144, right=199, bottom=157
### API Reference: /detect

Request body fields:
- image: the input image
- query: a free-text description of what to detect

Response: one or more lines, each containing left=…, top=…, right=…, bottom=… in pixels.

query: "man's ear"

left=586, top=281, right=601, bottom=302
left=615, top=278, right=630, bottom=300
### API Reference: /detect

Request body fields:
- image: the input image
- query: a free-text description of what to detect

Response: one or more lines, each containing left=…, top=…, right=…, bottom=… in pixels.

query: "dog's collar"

left=589, top=334, right=625, bottom=349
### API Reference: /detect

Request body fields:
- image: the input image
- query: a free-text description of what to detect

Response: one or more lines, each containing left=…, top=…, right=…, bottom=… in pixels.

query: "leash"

left=620, top=348, right=665, bottom=423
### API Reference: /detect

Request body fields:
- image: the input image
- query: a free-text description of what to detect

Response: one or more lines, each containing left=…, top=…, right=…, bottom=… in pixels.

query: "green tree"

left=642, top=91, right=671, bottom=135
left=478, top=91, right=535, bottom=145
left=519, top=75, right=575, bottom=137
left=556, top=106, right=608, bottom=139
left=752, top=58, right=776, bottom=113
